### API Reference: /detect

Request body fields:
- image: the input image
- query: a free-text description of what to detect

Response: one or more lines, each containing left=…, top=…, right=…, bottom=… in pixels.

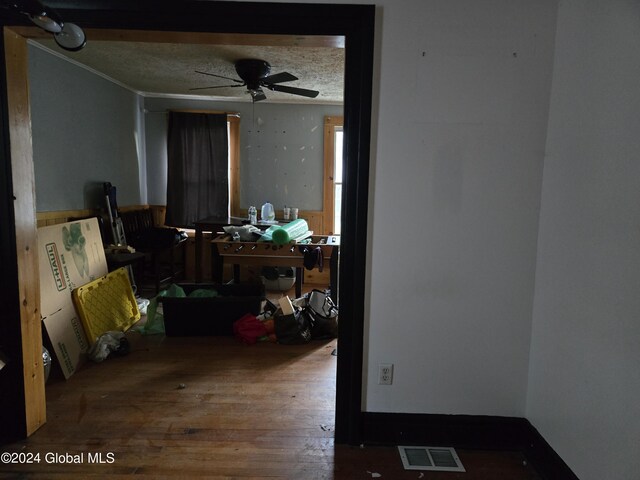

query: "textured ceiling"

left=33, top=38, right=345, bottom=104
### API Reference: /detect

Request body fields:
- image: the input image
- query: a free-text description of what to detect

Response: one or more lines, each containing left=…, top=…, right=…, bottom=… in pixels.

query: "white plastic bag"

left=88, top=331, right=128, bottom=362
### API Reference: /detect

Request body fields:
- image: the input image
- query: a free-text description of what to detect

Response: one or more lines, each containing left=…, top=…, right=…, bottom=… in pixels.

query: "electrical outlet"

left=378, top=363, right=393, bottom=385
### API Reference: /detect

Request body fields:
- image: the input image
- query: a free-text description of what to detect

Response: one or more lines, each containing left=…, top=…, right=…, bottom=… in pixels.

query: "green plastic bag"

left=187, top=288, right=218, bottom=298
left=136, top=284, right=186, bottom=335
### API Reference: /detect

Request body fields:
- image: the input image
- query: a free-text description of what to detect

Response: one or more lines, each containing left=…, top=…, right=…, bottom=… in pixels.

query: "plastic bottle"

left=261, top=202, right=275, bottom=222
left=248, top=206, right=257, bottom=224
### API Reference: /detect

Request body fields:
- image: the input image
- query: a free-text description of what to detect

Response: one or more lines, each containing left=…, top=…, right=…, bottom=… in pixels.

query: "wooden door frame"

left=0, top=1, right=374, bottom=445
left=0, top=27, right=46, bottom=442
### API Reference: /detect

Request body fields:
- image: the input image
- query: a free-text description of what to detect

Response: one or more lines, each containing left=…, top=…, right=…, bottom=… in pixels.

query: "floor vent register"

left=398, top=446, right=466, bottom=472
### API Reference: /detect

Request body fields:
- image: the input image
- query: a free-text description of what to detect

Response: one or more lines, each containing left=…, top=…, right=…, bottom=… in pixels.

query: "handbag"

left=306, top=289, right=338, bottom=339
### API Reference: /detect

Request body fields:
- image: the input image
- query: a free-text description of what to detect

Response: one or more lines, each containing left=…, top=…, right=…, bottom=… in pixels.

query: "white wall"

left=363, top=0, right=557, bottom=416
left=527, top=1, right=640, bottom=479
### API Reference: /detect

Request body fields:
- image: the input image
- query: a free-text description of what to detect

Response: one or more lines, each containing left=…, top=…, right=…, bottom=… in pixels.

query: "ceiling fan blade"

left=194, top=70, right=244, bottom=83
left=189, top=84, right=245, bottom=91
left=267, top=84, right=319, bottom=98
left=261, top=71, right=298, bottom=84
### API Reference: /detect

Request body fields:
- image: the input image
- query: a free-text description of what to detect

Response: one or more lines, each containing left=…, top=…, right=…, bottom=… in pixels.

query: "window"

left=323, top=116, right=344, bottom=234
left=333, top=127, right=343, bottom=235
left=165, top=111, right=240, bottom=227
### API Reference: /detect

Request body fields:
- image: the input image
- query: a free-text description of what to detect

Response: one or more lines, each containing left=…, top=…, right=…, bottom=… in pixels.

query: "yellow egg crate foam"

left=72, top=267, right=140, bottom=344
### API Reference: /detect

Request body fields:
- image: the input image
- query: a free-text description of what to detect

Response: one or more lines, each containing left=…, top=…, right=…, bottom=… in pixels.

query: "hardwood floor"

left=0, top=307, right=541, bottom=479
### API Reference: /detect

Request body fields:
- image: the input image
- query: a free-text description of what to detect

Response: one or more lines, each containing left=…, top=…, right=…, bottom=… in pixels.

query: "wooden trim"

left=0, top=29, right=28, bottom=443
left=10, top=27, right=345, bottom=48
left=36, top=205, right=151, bottom=227
left=36, top=208, right=97, bottom=227
left=36, top=209, right=95, bottom=221
left=334, top=5, right=374, bottom=445
left=228, top=116, right=241, bottom=217
left=119, top=204, right=150, bottom=213
left=3, top=27, right=46, bottom=437
left=35, top=205, right=180, bottom=229
left=362, top=412, right=580, bottom=480
left=363, top=412, right=530, bottom=449
left=323, top=116, right=343, bottom=235
left=86, top=30, right=346, bottom=48
left=167, top=109, right=240, bottom=116
left=147, top=204, right=165, bottom=226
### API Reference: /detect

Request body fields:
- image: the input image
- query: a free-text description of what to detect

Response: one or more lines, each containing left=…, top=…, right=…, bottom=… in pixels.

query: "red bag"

left=233, top=313, right=267, bottom=345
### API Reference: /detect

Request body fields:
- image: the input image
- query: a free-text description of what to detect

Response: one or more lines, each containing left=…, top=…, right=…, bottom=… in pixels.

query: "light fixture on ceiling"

left=52, top=21, right=86, bottom=51
left=2, top=0, right=86, bottom=51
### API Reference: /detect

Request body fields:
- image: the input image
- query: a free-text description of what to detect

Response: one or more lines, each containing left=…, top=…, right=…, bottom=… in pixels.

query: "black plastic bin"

left=160, top=283, right=265, bottom=337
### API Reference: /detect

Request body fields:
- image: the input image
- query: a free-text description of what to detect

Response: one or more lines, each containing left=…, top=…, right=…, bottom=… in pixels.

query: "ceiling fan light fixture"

left=249, top=88, right=267, bottom=102
left=54, top=22, right=87, bottom=52
left=193, top=58, right=319, bottom=102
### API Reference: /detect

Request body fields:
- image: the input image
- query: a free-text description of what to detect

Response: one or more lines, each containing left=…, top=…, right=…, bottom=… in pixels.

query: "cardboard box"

left=38, top=218, right=108, bottom=378
left=42, top=311, right=89, bottom=378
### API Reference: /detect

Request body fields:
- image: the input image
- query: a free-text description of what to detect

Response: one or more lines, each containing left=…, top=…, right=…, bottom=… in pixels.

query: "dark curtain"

left=165, top=112, right=229, bottom=227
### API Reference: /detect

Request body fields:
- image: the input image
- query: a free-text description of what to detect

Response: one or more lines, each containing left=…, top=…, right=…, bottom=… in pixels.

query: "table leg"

left=330, top=247, right=339, bottom=304
left=195, top=227, right=203, bottom=282
left=295, top=267, right=303, bottom=298
left=211, top=243, right=223, bottom=283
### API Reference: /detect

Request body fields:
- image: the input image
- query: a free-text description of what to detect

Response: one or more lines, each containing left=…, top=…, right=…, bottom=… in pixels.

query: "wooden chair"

left=119, top=209, right=187, bottom=293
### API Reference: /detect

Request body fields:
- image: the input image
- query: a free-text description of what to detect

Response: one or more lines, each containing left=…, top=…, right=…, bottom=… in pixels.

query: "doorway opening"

left=1, top=2, right=373, bottom=445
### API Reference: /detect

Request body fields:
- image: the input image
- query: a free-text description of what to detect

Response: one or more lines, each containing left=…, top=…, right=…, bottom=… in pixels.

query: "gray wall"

left=143, top=97, right=342, bottom=211
left=28, top=44, right=142, bottom=211
left=28, top=43, right=341, bottom=214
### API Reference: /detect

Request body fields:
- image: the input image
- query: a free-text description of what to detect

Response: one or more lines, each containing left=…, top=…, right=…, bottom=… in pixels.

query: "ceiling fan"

left=190, top=58, right=320, bottom=102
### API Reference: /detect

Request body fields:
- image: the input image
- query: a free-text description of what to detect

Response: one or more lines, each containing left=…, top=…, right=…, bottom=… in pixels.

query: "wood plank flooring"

left=1, top=318, right=541, bottom=479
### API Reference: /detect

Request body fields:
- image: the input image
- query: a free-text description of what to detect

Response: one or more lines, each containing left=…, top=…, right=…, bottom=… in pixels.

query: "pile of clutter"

left=138, top=284, right=338, bottom=346
left=38, top=217, right=141, bottom=379
left=234, top=291, right=338, bottom=345
left=223, top=217, right=313, bottom=245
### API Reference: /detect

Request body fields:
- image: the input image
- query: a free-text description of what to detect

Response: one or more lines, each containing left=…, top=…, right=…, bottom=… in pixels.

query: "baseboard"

left=362, top=412, right=579, bottom=480
left=523, top=423, right=580, bottom=480
left=362, top=412, right=530, bottom=450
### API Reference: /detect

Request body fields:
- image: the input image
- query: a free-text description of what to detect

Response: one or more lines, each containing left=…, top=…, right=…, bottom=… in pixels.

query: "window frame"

left=323, top=115, right=344, bottom=234
left=228, top=115, right=240, bottom=217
